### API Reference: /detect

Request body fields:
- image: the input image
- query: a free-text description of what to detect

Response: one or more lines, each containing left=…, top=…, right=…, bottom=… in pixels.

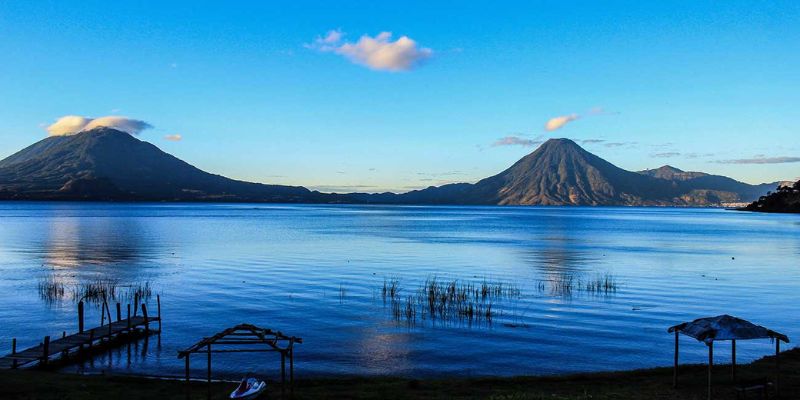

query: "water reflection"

left=38, top=214, right=152, bottom=267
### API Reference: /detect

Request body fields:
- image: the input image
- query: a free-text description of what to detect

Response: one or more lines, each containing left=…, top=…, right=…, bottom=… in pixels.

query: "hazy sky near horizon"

left=1, top=1, right=798, bottom=192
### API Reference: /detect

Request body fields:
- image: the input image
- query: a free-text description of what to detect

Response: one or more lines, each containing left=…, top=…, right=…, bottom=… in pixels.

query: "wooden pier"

left=0, top=296, right=161, bottom=370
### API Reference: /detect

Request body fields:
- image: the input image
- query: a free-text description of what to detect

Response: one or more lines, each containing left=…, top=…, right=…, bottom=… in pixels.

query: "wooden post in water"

left=185, top=353, right=190, bottom=383
left=88, top=330, right=94, bottom=348
left=133, top=294, right=139, bottom=316
left=142, top=304, right=149, bottom=333
left=206, top=344, right=212, bottom=384
left=281, top=351, right=286, bottom=386
left=78, top=301, right=84, bottom=333
left=775, top=339, right=780, bottom=396
left=11, top=338, right=17, bottom=368
left=289, top=345, right=294, bottom=385
left=156, top=295, right=162, bottom=332
left=731, top=340, right=736, bottom=381
left=673, top=330, right=679, bottom=388
left=116, top=303, right=121, bottom=322
left=42, top=336, right=50, bottom=366
left=101, top=302, right=106, bottom=326
left=127, top=304, right=131, bottom=330
left=707, top=341, right=713, bottom=400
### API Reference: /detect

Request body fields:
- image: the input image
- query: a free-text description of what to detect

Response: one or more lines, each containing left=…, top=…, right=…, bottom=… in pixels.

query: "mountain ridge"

left=0, top=129, right=778, bottom=206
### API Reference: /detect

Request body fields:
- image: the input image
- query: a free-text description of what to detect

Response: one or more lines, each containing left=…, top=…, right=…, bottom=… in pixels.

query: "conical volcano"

left=0, top=127, right=319, bottom=201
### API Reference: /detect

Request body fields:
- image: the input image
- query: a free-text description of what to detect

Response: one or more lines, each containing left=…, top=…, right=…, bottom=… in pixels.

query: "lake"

left=0, top=202, right=798, bottom=380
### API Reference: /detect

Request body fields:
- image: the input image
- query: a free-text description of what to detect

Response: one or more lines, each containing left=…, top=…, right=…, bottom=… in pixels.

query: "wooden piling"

left=673, top=330, right=679, bottom=388
left=185, top=353, right=190, bottom=383
left=12, top=338, right=17, bottom=368
left=206, top=344, right=212, bottom=384
left=116, top=303, right=121, bottom=322
left=731, top=339, right=736, bottom=381
left=157, top=295, right=162, bottom=332
left=42, top=336, right=50, bottom=366
left=101, top=302, right=106, bottom=326
left=775, top=339, right=780, bottom=396
left=289, top=346, right=294, bottom=384
left=78, top=301, right=84, bottom=333
left=142, top=304, right=149, bottom=333
left=707, top=341, right=713, bottom=400
left=133, top=294, right=139, bottom=316
left=127, top=304, right=131, bottom=330
left=281, top=351, right=286, bottom=386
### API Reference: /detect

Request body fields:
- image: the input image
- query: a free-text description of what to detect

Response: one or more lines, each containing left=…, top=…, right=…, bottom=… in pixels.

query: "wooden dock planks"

left=0, top=315, right=159, bottom=369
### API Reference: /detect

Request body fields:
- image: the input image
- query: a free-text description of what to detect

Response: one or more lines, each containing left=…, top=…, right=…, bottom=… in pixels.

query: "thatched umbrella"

left=668, top=314, right=789, bottom=399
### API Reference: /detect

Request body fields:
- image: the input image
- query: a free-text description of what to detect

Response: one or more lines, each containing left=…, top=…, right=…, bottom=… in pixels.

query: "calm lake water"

left=0, top=202, right=798, bottom=380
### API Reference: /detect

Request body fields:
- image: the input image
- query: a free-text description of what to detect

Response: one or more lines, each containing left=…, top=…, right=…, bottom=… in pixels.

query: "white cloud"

left=46, top=116, right=92, bottom=136
left=545, top=114, right=580, bottom=131
left=164, top=134, right=182, bottom=142
left=492, top=135, right=543, bottom=147
left=716, top=156, right=800, bottom=164
left=308, top=30, right=432, bottom=71
left=46, top=115, right=153, bottom=136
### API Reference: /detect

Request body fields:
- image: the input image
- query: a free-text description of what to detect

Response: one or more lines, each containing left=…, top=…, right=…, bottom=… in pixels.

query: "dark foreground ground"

left=1, top=348, right=798, bottom=399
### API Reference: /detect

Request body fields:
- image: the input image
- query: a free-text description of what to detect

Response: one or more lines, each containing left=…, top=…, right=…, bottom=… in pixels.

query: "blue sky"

left=1, top=1, right=798, bottom=192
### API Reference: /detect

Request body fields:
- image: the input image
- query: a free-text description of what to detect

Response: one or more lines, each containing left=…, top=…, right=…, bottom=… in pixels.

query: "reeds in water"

left=37, top=275, right=156, bottom=305
left=382, top=277, right=519, bottom=325
left=73, top=278, right=119, bottom=303
left=37, top=277, right=66, bottom=303
left=539, top=272, right=619, bottom=297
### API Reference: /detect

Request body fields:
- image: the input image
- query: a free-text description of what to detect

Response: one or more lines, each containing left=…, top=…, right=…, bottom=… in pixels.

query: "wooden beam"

left=775, top=339, right=780, bottom=396
left=185, top=353, right=190, bottom=383
left=78, top=302, right=84, bottom=333
left=707, top=341, right=713, bottom=400
left=731, top=339, right=736, bottom=382
left=188, top=349, right=281, bottom=354
left=281, top=351, right=286, bottom=386
left=142, top=304, right=149, bottom=333
left=157, top=295, right=162, bottom=332
left=289, top=346, right=294, bottom=384
left=673, top=330, right=679, bottom=388
left=207, top=344, right=211, bottom=384
left=42, top=336, right=50, bottom=366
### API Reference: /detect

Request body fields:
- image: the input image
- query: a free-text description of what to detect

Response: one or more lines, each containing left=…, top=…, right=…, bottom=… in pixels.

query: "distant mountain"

left=0, top=128, right=332, bottom=202
left=637, top=165, right=776, bottom=205
left=0, top=130, right=779, bottom=206
left=638, top=165, right=708, bottom=181
left=356, top=139, right=778, bottom=206
left=742, top=181, right=800, bottom=213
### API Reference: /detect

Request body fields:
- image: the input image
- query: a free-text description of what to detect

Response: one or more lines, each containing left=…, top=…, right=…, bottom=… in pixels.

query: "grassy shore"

left=1, top=348, right=797, bottom=399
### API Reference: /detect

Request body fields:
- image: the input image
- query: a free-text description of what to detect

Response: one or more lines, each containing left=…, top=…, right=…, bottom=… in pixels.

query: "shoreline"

left=2, top=347, right=797, bottom=399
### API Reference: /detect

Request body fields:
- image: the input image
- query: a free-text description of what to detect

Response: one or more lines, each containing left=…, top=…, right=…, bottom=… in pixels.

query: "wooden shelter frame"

left=177, top=324, right=302, bottom=388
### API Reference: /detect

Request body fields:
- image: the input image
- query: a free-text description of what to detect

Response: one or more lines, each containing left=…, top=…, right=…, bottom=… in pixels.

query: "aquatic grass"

left=381, top=277, right=519, bottom=325
left=548, top=273, right=576, bottom=297
left=541, top=272, right=619, bottom=297
left=582, top=273, right=618, bottom=294
left=37, top=275, right=157, bottom=306
left=382, top=278, right=401, bottom=302
left=73, top=278, right=120, bottom=303
left=37, top=277, right=67, bottom=303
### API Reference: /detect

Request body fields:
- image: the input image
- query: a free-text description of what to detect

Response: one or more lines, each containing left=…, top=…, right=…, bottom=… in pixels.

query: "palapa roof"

left=668, top=314, right=789, bottom=344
